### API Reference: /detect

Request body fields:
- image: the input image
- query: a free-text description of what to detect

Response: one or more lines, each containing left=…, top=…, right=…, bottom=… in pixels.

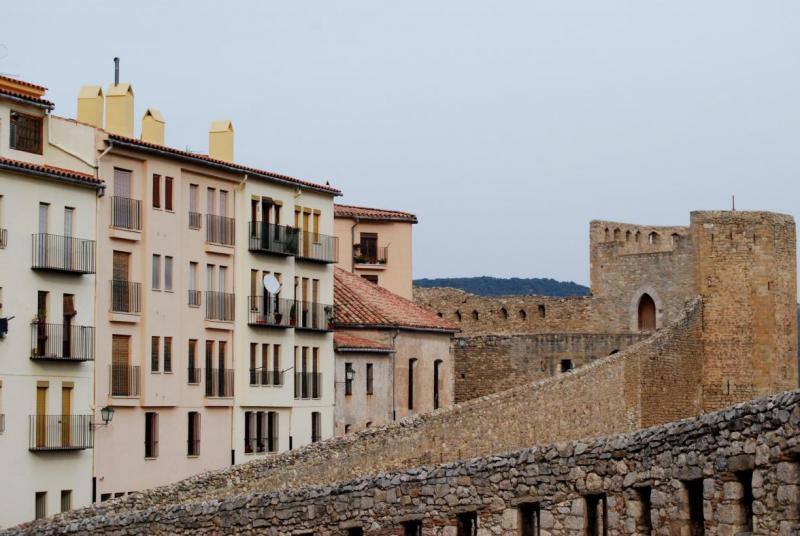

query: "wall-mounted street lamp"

left=93, top=406, right=115, bottom=428
left=335, top=368, right=356, bottom=385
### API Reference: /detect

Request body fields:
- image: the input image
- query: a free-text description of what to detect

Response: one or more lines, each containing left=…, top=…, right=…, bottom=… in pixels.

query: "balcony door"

left=112, top=251, right=131, bottom=311
left=61, top=385, right=72, bottom=447
left=302, top=210, right=310, bottom=256
left=64, top=207, right=74, bottom=269
left=36, top=291, right=48, bottom=357
left=360, top=233, right=378, bottom=263
left=38, top=203, right=49, bottom=266
left=36, top=384, right=47, bottom=448
left=62, top=294, right=75, bottom=358
left=111, top=335, right=130, bottom=396
left=114, top=169, right=131, bottom=197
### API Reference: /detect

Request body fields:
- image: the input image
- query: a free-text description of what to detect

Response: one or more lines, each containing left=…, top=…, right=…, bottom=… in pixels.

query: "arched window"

left=613, top=228, right=621, bottom=241
left=538, top=304, right=546, bottom=318
left=455, top=310, right=462, bottom=322
left=499, top=307, right=508, bottom=319
left=407, top=358, right=417, bottom=410
left=671, top=233, right=680, bottom=245
left=638, top=294, right=656, bottom=331
left=433, top=359, right=443, bottom=410
left=625, top=230, right=631, bottom=242
left=604, top=228, right=610, bottom=241
left=518, top=309, right=527, bottom=320
left=471, top=310, right=479, bottom=321
left=648, top=232, right=660, bottom=245
left=635, top=230, right=641, bottom=243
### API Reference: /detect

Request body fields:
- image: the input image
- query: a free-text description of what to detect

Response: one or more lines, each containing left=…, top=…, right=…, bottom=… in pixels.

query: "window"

left=60, top=490, right=72, bottom=513
left=344, top=424, right=351, bottom=434
left=152, top=174, right=161, bottom=208
left=163, top=337, right=172, bottom=373
left=35, top=491, right=46, bottom=519
left=686, top=480, right=706, bottom=534
left=560, top=359, right=573, bottom=373
left=145, top=412, right=159, bottom=458
left=100, top=493, right=111, bottom=502
left=538, top=304, right=546, bottom=318
left=244, top=411, right=254, bottom=453
left=347, top=529, right=363, bottom=536
left=457, top=512, right=477, bottom=536
left=403, top=520, right=422, bottom=536
left=188, top=262, right=199, bottom=306
left=151, top=336, right=160, bottom=372
left=736, top=471, right=754, bottom=533
left=408, top=358, right=417, bottom=410
left=361, top=274, right=378, bottom=284
left=188, top=339, right=198, bottom=384
left=10, top=111, right=43, bottom=154
left=345, top=362, right=354, bottom=396
left=366, top=363, right=374, bottom=395
left=585, top=494, right=607, bottom=536
left=359, top=232, right=378, bottom=262
left=165, top=177, right=173, bottom=211
left=311, top=411, right=321, bottom=443
left=519, top=503, right=540, bottom=536
left=152, top=255, right=161, bottom=290
left=500, top=307, right=508, bottom=319
left=471, top=310, right=479, bottom=321
left=433, top=359, right=442, bottom=410
left=365, top=421, right=372, bottom=428
left=164, top=256, right=173, bottom=291
left=267, top=411, right=278, bottom=452
left=187, top=411, right=200, bottom=456
left=635, top=487, right=652, bottom=534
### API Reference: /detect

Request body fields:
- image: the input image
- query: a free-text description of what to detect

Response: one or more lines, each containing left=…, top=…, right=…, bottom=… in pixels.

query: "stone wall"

left=11, top=388, right=800, bottom=535
left=454, top=332, right=647, bottom=403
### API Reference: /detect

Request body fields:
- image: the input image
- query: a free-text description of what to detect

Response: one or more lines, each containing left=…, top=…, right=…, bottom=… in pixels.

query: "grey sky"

left=4, top=1, right=799, bottom=285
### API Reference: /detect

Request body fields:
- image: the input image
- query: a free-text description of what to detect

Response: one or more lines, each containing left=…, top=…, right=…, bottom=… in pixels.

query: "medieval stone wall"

left=454, top=332, right=647, bottom=403
left=11, top=388, right=800, bottom=535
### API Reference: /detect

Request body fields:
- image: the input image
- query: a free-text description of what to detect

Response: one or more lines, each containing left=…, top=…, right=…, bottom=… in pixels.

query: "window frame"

left=10, top=110, right=43, bottom=154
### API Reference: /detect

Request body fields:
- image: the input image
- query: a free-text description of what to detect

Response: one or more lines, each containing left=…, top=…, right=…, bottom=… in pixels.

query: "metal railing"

left=248, top=221, right=299, bottom=256
left=205, top=291, right=235, bottom=321
left=109, top=365, right=141, bottom=397
left=188, top=289, right=201, bottom=307
left=187, top=367, right=201, bottom=385
left=205, top=368, right=234, bottom=397
left=0, top=414, right=4, bottom=433
left=249, top=368, right=284, bottom=386
left=30, top=322, right=94, bottom=361
left=29, top=415, right=93, bottom=451
left=31, top=233, right=96, bottom=274
left=245, top=435, right=279, bottom=454
left=353, top=245, right=388, bottom=265
left=110, top=280, right=141, bottom=314
left=188, top=437, right=200, bottom=456
left=188, top=212, right=202, bottom=230
left=110, top=196, right=142, bottom=231
left=247, top=295, right=294, bottom=328
left=294, top=372, right=322, bottom=399
left=0, top=228, right=6, bottom=249
left=296, top=301, right=334, bottom=331
left=205, top=214, right=235, bottom=246
left=297, top=231, right=338, bottom=263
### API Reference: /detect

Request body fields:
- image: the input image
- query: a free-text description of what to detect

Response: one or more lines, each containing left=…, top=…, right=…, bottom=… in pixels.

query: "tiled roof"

left=0, top=74, right=47, bottom=93
left=334, top=267, right=457, bottom=332
left=0, top=86, right=53, bottom=108
left=106, top=134, right=341, bottom=196
left=334, top=203, right=418, bottom=223
left=0, top=157, right=104, bottom=188
left=334, top=332, right=394, bottom=353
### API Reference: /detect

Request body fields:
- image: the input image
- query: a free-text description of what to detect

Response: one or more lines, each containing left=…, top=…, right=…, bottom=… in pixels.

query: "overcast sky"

left=3, top=1, right=799, bottom=285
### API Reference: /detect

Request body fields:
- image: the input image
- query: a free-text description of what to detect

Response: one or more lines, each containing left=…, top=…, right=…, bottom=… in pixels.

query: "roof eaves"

left=333, top=323, right=458, bottom=334
left=0, top=159, right=104, bottom=190
left=0, top=88, right=54, bottom=110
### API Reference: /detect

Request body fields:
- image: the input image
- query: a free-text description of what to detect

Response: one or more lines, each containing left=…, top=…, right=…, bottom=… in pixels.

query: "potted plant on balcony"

left=289, top=302, right=297, bottom=326
left=324, top=305, right=334, bottom=327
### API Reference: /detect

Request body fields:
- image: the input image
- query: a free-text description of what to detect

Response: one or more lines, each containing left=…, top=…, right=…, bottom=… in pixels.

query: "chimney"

left=209, top=120, right=234, bottom=162
left=77, top=85, right=104, bottom=127
left=141, top=108, right=165, bottom=145
left=105, top=83, right=134, bottom=137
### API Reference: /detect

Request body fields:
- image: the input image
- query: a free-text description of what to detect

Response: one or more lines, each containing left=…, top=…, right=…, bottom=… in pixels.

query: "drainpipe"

left=350, top=217, right=359, bottom=272
left=391, top=328, right=399, bottom=421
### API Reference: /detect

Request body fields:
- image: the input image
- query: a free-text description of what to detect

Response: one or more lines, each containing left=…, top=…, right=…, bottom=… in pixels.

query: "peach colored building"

left=332, top=268, right=457, bottom=435
left=333, top=204, right=417, bottom=299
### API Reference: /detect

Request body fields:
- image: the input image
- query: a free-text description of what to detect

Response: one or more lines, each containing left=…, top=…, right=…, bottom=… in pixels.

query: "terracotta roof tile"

left=0, top=74, right=47, bottom=93
left=334, top=267, right=457, bottom=332
left=0, top=157, right=103, bottom=188
left=334, top=332, right=394, bottom=352
left=334, top=203, right=418, bottom=223
left=0, top=86, right=53, bottom=108
left=107, top=134, right=341, bottom=195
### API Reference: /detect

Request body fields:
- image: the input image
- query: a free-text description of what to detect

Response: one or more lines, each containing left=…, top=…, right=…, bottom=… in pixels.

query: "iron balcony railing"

left=249, top=368, right=284, bottom=387
left=245, top=434, right=279, bottom=454
left=0, top=228, right=7, bottom=249
left=109, top=365, right=141, bottom=397
left=29, top=414, right=93, bottom=451
left=297, top=231, right=338, bottom=263
left=205, top=291, right=235, bottom=322
left=296, top=301, right=334, bottom=332
left=188, top=437, right=200, bottom=456
left=110, top=280, right=141, bottom=314
left=294, top=372, right=322, bottom=400
left=206, top=214, right=235, bottom=246
left=353, top=245, right=388, bottom=265
left=248, top=295, right=293, bottom=328
left=31, top=233, right=96, bottom=274
left=188, top=212, right=202, bottom=230
left=188, top=289, right=201, bottom=307
left=110, top=196, right=142, bottom=231
left=30, top=322, right=94, bottom=362
left=248, top=221, right=299, bottom=256
left=205, top=368, right=234, bottom=397
left=187, top=367, right=201, bottom=385
left=0, top=414, right=4, bottom=433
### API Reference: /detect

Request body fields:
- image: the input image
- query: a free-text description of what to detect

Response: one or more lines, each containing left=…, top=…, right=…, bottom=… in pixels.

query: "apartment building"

left=333, top=204, right=417, bottom=299
left=0, top=76, right=103, bottom=526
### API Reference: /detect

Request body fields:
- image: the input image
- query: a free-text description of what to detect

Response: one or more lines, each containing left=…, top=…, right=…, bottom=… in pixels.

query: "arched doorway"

left=638, top=294, right=656, bottom=331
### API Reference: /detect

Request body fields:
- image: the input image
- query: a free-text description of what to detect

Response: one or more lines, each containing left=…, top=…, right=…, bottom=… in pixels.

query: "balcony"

left=188, top=289, right=201, bottom=307
left=109, top=365, right=141, bottom=397
left=188, top=211, right=202, bottom=230
left=205, top=291, right=235, bottom=322
left=205, top=368, right=234, bottom=398
left=295, top=301, right=334, bottom=332
left=29, top=414, right=93, bottom=451
left=294, top=372, right=322, bottom=400
left=353, top=245, right=388, bottom=266
left=247, top=295, right=293, bottom=328
left=206, top=214, right=235, bottom=246
left=110, top=280, right=141, bottom=314
left=248, top=221, right=299, bottom=256
left=244, top=435, right=278, bottom=454
left=249, top=368, right=284, bottom=387
left=187, top=367, right=201, bottom=385
left=31, top=234, right=96, bottom=274
left=297, top=231, right=338, bottom=264
left=0, top=228, right=6, bottom=249
left=30, top=322, right=94, bottom=362
left=110, top=196, right=142, bottom=231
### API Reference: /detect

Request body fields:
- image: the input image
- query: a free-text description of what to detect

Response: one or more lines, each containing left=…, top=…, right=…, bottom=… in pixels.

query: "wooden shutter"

left=152, top=174, right=161, bottom=208
left=112, top=335, right=129, bottom=366
left=165, top=177, right=173, bottom=211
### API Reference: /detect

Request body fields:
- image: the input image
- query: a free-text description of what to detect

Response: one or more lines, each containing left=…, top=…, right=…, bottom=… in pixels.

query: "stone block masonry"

left=10, top=388, right=800, bottom=535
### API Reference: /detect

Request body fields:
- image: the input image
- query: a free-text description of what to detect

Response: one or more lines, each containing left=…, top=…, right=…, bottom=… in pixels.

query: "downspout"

left=391, top=328, right=399, bottom=421
left=350, top=217, right=360, bottom=272
left=232, top=173, right=249, bottom=459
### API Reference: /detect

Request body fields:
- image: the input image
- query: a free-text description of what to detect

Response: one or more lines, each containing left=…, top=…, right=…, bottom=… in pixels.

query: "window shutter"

left=165, top=177, right=173, bottom=211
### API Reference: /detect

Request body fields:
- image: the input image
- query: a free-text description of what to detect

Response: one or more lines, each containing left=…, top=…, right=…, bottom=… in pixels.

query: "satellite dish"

left=263, top=274, right=281, bottom=294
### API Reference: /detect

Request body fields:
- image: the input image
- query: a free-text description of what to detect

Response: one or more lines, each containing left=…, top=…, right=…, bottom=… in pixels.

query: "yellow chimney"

left=209, top=120, right=234, bottom=162
left=77, top=86, right=104, bottom=127
left=141, top=108, right=165, bottom=145
left=105, top=83, right=134, bottom=137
